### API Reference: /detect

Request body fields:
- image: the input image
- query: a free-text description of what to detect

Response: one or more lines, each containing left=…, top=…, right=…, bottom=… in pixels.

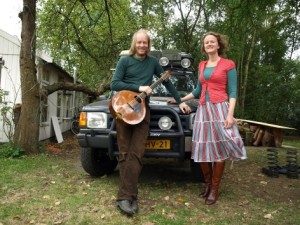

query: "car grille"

left=108, top=108, right=193, bottom=133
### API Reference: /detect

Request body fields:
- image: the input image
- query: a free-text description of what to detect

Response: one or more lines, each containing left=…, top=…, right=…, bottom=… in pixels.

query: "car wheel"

left=190, top=159, right=204, bottom=182
left=80, top=147, right=118, bottom=177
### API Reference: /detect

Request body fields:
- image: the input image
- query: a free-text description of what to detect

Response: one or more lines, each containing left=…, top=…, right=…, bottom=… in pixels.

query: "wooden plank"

left=237, top=119, right=296, bottom=130
left=51, top=116, right=63, bottom=143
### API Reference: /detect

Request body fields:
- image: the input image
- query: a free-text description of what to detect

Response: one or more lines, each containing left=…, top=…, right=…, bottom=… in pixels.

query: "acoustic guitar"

left=109, top=70, right=172, bottom=125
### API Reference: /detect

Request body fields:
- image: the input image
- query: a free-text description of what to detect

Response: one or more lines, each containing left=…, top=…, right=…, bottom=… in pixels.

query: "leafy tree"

left=14, top=0, right=40, bottom=154
left=13, top=0, right=300, bottom=154
left=37, top=0, right=137, bottom=89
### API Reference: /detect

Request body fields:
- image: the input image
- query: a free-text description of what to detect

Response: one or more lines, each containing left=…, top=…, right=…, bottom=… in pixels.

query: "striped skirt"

left=191, top=101, right=247, bottom=162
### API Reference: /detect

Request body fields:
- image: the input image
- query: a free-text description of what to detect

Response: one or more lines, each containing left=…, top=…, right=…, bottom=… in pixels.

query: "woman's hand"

left=179, top=102, right=191, bottom=114
left=224, top=114, right=236, bottom=129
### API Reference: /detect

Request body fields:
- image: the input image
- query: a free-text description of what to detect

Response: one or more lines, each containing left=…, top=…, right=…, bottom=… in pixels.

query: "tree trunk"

left=14, top=0, right=40, bottom=154
left=240, top=29, right=257, bottom=116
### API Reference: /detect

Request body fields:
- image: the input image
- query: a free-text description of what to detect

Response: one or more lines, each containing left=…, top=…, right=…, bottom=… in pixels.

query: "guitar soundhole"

left=135, top=95, right=142, bottom=103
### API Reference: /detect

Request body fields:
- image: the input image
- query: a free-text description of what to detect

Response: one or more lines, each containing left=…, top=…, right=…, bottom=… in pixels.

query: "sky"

left=0, top=0, right=23, bottom=38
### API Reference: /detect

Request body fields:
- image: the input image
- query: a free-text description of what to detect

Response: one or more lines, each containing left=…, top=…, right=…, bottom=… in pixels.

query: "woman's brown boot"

left=200, top=162, right=212, bottom=198
left=205, top=161, right=225, bottom=205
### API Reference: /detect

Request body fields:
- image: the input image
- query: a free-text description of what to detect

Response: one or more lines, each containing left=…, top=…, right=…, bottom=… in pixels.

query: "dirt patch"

left=45, top=133, right=300, bottom=205
left=45, top=131, right=80, bottom=159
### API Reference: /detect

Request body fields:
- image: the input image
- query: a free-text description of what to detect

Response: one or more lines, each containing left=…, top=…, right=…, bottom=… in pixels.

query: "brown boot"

left=200, top=162, right=212, bottom=198
left=205, top=161, right=225, bottom=205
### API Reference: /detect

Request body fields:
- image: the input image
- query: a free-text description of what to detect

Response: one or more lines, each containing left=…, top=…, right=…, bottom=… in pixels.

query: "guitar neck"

left=150, top=77, right=165, bottom=90
left=138, top=70, right=171, bottom=100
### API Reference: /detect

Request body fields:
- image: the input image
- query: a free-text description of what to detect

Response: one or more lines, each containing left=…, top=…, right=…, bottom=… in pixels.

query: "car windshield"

left=152, top=74, right=196, bottom=98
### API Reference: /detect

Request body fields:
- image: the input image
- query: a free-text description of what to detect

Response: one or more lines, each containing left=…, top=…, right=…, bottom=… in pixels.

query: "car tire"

left=190, top=159, right=204, bottom=182
left=80, top=147, right=118, bottom=177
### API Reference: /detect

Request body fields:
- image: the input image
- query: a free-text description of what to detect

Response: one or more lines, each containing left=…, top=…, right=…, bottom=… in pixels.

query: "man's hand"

left=167, top=98, right=177, bottom=104
left=139, top=86, right=152, bottom=95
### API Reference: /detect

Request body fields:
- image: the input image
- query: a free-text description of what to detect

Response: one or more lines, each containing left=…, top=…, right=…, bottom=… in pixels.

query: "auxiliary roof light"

left=159, top=57, right=169, bottom=67
left=181, top=58, right=191, bottom=68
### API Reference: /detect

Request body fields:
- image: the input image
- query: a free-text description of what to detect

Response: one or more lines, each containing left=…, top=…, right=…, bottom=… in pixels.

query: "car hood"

left=81, top=96, right=198, bottom=113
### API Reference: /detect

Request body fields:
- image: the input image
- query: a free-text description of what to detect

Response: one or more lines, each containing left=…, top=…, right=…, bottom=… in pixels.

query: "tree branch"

left=41, top=82, right=110, bottom=99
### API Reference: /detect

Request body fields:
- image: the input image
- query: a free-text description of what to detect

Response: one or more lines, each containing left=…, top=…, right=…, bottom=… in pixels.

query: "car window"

left=152, top=74, right=195, bottom=97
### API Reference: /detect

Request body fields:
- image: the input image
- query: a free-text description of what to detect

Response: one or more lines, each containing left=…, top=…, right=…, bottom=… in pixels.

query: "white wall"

left=0, top=29, right=21, bottom=142
left=0, top=29, right=89, bottom=143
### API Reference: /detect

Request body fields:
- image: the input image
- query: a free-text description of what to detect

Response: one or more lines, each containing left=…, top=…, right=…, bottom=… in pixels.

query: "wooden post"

left=261, top=129, right=274, bottom=147
left=253, top=128, right=264, bottom=146
left=272, top=128, right=283, bottom=148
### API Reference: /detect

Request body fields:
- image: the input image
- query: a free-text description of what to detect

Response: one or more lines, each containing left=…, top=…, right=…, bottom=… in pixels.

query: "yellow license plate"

left=145, top=140, right=170, bottom=150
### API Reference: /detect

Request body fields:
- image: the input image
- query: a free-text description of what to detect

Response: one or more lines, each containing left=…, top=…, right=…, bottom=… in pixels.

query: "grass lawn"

left=0, top=136, right=299, bottom=225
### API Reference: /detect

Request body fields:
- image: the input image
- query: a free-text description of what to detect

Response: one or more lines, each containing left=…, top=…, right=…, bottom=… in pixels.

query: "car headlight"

left=159, top=57, right=169, bottom=66
left=87, top=112, right=107, bottom=128
left=158, top=116, right=172, bottom=130
left=181, top=58, right=191, bottom=68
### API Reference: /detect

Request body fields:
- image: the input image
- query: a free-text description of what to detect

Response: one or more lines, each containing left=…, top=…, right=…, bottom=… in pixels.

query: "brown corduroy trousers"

left=116, top=107, right=150, bottom=201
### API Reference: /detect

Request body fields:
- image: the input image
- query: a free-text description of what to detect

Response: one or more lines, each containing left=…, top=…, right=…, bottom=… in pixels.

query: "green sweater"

left=110, top=55, right=182, bottom=104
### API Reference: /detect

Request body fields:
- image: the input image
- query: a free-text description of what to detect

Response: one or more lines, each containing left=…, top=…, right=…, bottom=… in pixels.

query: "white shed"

left=0, top=29, right=89, bottom=143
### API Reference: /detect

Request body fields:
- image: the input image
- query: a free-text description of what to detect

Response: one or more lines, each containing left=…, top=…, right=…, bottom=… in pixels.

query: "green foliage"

left=0, top=143, right=24, bottom=158
left=0, top=89, right=14, bottom=142
left=283, top=139, right=300, bottom=148
left=36, top=0, right=300, bottom=128
left=37, top=0, right=137, bottom=88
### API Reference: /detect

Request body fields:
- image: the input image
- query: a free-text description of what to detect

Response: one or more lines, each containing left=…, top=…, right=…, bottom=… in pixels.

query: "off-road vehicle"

left=77, top=50, right=203, bottom=181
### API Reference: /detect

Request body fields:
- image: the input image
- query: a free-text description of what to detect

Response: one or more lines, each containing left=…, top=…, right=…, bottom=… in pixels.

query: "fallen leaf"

left=238, top=200, right=249, bottom=206
left=55, top=201, right=61, bottom=206
left=167, top=213, right=175, bottom=219
left=260, top=181, right=268, bottom=185
left=264, top=213, right=273, bottom=219
left=101, top=214, right=105, bottom=219
left=151, top=204, right=157, bottom=210
left=43, top=195, right=50, bottom=199
left=178, top=197, right=184, bottom=203
left=142, top=222, right=155, bottom=225
left=184, top=202, right=191, bottom=207
left=91, top=207, right=100, bottom=212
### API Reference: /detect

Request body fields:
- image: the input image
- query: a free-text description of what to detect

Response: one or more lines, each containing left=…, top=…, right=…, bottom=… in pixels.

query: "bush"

left=0, top=143, right=24, bottom=158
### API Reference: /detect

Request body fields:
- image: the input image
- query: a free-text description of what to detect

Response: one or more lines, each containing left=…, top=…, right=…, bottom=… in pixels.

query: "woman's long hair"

left=201, top=31, right=229, bottom=57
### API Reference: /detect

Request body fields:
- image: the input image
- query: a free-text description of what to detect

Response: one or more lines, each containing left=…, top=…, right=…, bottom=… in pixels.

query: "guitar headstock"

left=161, top=70, right=172, bottom=81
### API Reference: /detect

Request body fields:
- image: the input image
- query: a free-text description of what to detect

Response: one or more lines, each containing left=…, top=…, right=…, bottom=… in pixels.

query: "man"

left=110, top=29, right=190, bottom=216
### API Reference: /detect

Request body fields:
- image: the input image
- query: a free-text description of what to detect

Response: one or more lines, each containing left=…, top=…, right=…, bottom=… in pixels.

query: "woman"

left=170, top=31, right=247, bottom=205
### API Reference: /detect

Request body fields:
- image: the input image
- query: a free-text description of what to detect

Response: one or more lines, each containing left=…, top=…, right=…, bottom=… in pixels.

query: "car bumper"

left=77, top=132, right=110, bottom=149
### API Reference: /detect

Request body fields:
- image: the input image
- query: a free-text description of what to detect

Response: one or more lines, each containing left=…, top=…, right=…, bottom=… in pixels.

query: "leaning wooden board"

left=237, top=119, right=296, bottom=130
left=237, top=119, right=296, bottom=147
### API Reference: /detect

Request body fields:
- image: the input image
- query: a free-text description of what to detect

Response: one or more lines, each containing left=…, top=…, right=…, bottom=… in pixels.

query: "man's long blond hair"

left=129, top=29, right=151, bottom=56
